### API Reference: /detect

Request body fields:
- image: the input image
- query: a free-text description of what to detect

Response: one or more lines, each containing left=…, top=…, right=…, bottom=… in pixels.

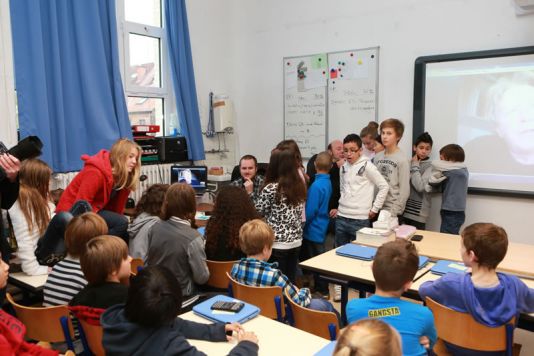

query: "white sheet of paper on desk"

left=447, top=263, right=467, bottom=271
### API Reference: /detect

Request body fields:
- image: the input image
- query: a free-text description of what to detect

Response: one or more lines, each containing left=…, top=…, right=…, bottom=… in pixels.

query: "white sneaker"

left=333, top=284, right=342, bottom=302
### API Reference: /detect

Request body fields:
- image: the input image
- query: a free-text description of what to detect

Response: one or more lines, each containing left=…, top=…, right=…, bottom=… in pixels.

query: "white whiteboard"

left=327, top=48, right=379, bottom=141
left=283, top=54, right=328, bottom=158
left=283, top=48, right=379, bottom=158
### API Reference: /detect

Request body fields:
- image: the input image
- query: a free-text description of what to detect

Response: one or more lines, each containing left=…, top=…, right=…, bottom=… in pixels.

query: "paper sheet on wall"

left=345, top=58, right=369, bottom=80
left=285, top=70, right=297, bottom=90
left=303, top=69, right=326, bottom=90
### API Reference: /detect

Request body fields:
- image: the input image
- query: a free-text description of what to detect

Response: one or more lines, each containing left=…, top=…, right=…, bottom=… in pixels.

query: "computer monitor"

left=170, top=165, right=208, bottom=195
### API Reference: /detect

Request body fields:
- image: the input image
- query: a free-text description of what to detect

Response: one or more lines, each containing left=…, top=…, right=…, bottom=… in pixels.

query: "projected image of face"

left=494, top=84, right=534, bottom=165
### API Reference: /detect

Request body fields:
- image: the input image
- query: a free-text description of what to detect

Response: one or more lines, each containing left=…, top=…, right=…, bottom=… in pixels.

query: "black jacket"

left=101, top=304, right=258, bottom=356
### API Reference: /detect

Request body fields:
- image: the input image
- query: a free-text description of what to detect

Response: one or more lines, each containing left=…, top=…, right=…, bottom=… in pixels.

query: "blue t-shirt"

left=346, top=295, right=437, bottom=356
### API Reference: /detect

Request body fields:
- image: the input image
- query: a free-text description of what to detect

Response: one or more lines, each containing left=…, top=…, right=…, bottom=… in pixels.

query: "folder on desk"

left=314, top=340, right=336, bottom=356
left=335, top=244, right=377, bottom=261
left=431, top=260, right=468, bottom=275
left=419, top=256, right=430, bottom=269
left=192, top=295, right=259, bottom=324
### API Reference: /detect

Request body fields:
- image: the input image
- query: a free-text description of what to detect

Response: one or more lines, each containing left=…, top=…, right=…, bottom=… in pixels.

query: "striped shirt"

left=230, top=258, right=311, bottom=307
left=43, top=256, right=87, bottom=307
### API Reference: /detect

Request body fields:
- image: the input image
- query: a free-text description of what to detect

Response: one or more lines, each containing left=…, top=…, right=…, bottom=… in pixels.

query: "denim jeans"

left=98, top=210, right=129, bottom=243
left=300, top=239, right=328, bottom=294
left=335, top=216, right=370, bottom=247
left=308, top=298, right=342, bottom=327
left=440, top=210, right=465, bottom=235
left=269, top=247, right=301, bottom=283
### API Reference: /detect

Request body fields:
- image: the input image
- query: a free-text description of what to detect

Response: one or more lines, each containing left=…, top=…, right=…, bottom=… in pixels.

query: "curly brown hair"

left=134, top=184, right=170, bottom=218
left=204, top=186, right=259, bottom=260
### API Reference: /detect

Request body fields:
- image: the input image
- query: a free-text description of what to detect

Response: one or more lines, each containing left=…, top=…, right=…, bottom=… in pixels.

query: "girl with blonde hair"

left=334, top=319, right=402, bottom=356
left=56, top=138, right=141, bottom=241
left=8, top=159, right=54, bottom=275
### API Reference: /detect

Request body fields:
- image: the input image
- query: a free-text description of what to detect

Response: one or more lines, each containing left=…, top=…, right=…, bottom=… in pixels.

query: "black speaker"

left=157, top=136, right=188, bottom=163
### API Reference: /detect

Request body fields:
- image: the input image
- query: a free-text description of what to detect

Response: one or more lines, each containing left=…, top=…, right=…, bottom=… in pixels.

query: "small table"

left=179, top=311, right=330, bottom=355
left=8, top=272, right=47, bottom=293
left=299, top=249, right=432, bottom=324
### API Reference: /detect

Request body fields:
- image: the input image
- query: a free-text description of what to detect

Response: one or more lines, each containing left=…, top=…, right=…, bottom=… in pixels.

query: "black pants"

left=268, top=247, right=300, bottom=283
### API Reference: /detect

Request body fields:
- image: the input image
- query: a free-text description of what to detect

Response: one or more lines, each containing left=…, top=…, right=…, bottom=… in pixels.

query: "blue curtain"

left=10, top=0, right=131, bottom=172
left=164, top=0, right=205, bottom=161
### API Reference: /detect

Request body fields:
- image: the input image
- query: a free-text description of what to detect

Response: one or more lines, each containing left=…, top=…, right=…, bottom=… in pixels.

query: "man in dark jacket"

left=0, top=153, right=20, bottom=262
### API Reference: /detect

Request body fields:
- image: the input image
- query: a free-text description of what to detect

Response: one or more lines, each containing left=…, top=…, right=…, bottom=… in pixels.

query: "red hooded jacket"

left=56, top=150, right=130, bottom=214
left=0, top=310, right=58, bottom=355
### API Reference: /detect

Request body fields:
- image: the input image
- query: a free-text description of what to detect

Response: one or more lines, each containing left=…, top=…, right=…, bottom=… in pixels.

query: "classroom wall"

left=187, top=0, right=534, bottom=244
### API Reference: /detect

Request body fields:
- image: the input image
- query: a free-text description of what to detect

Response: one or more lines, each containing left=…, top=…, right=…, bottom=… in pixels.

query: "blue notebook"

left=314, top=341, right=337, bottom=356
left=419, top=256, right=430, bottom=269
left=192, top=295, right=260, bottom=324
left=431, top=260, right=468, bottom=275
left=335, top=244, right=377, bottom=261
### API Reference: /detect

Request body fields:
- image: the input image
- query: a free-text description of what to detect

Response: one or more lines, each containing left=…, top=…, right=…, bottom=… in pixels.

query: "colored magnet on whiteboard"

left=358, top=59, right=363, bottom=65
left=371, top=55, right=375, bottom=59
left=342, top=62, right=345, bottom=66
left=287, top=62, right=291, bottom=65
left=350, top=53, right=353, bottom=57
left=323, top=71, right=326, bottom=75
left=340, top=74, right=343, bottom=78
left=330, top=69, right=338, bottom=79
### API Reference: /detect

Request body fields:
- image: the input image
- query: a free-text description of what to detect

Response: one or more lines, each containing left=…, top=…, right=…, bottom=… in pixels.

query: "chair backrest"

left=226, top=272, right=284, bottom=320
left=6, top=293, right=73, bottom=343
left=78, top=318, right=105, bottom=356
left=130, top=258, right=144, bottom=275
left=426, top=297, right=514, bottom=352
left=206, top=260, right=238, bottom=289
left=284, top=290, right=339, bottom=340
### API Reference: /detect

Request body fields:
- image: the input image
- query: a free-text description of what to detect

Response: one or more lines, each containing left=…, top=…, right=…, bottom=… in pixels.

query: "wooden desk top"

left=300, top=248, right=431, bottom=284
left=8, top=272, right=48, bottom=292
left=180, top=311, right=330, bottom=355
left=355, top=230, right=534, bottom=278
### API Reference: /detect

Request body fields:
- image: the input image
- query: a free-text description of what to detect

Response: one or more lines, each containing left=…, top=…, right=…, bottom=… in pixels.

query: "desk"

left=300, top=249, right=432, bottom=324
left=356, top=230, right=534, bottom=278
left=8, top=272, right=47, bottom=293
left=179, top=311, right=330, bottom=355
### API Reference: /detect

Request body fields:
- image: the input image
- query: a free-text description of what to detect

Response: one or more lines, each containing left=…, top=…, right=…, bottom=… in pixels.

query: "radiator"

left=50, top=163, right=176, bottom=204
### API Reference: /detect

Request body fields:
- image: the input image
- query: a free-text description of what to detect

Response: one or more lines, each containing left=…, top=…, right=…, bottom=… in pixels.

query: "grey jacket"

left=146, top=218, right=209, bottom=297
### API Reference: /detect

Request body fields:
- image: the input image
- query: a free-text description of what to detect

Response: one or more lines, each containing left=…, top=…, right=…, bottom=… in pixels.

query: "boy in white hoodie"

left=335, top=134, right=389, bottom=247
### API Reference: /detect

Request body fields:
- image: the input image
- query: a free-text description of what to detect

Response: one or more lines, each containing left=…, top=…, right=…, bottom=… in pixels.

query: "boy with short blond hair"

left=374, top=118, right=410, bottom=218
left=70, top=235, right=132, bottom=309
left=231, top=219, right=339, bottom=316
left=419, top=223, right=534, bottom=354
left=346, top=239, right=436, bottom=356
left=302, top=151, right=332, bottom=297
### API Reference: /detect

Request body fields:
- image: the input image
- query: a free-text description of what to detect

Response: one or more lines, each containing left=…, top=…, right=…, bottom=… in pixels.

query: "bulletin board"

left=283, top=47, right=379, bottom=158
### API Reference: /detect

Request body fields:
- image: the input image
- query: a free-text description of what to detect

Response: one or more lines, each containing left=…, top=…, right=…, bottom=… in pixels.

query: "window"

left=117, top=0, right=179, bottom=137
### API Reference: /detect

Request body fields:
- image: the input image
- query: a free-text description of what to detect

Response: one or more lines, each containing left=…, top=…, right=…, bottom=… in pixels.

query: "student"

left=419, top=223, right=534, bottom=355
left=8, top=159, right=54, bottom=275
left=360, top=121, right=380, bottom=159
left=231, top=219, right=339, bottom=316
left=70, top=235, right=132, bottom=309
left=204, top=185, right=259, bottom=261
left=255, top=149, right=306, bottom=282
left=346, top=239, right=436, bottom=356
left=101, top=265, right=259, bottom=356
left=427, top=144, right=469, bottom=234
left=0, top=254, right=59, bottom=355
left=230, top=154, right=265, bottom=205
left=56, top=138, right=142, bottom=241
left=333, top=319, right=402, bottom=356
left=403, top=132, right=433, bottom=230
left=336, top=134, right=389, bottom=246
left=44, top=212, right=108, bottom=306
left=0, top=153, right=20, bottom=263
left=301, top=151, right=333, bottom=298
left=146, top=183, right=209, bottom=307
left=306, top=140, right=344, bottom=228
left=374, top=118, right=410, bottom=218
left=128, top=183, right=169, bottom=260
